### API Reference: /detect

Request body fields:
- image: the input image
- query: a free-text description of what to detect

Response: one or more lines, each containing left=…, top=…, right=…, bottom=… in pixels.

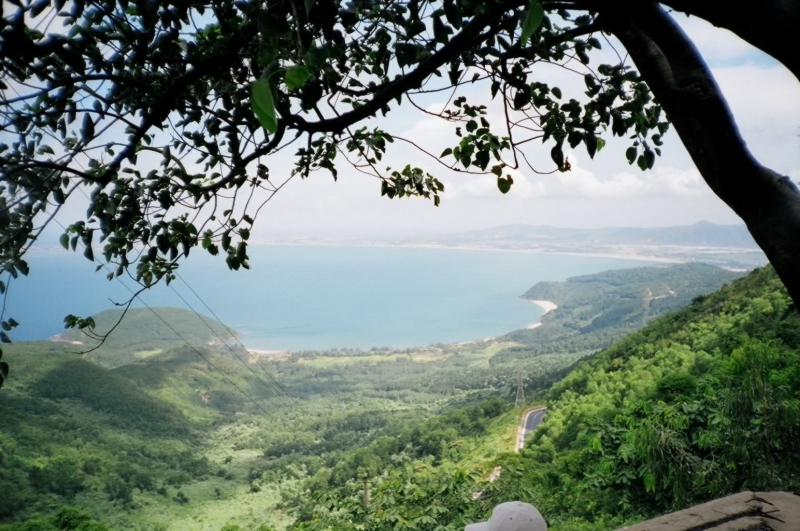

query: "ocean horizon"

left=8, top=245, right=657, bottom=351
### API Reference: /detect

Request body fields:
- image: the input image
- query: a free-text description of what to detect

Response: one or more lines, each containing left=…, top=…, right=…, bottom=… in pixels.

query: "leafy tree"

left=103, top=473, right=133, bottom=503
left=295, top=462, right=496, bottom=531
left=0, top=0, right=798, bottom=352
left=173, top=490, right=190, bottom=504
left=506, top=266, right=800, bottom=521
left=28, top=457, right=85, bottom=497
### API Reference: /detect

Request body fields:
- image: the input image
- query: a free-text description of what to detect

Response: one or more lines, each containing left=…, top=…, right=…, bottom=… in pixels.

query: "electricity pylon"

left=515, top=367, right=525, bottom=407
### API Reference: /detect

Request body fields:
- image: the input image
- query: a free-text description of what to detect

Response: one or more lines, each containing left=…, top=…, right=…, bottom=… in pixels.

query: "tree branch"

left=288, top=10, right=505, bottom=135
left=660, top=0, right=800, bottom=82
left=606, top=1, right=800, bottom=307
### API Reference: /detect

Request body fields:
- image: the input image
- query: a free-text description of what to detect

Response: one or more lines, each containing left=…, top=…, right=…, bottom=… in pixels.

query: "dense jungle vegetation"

left=2, top=264, right=789, bottom=531
left=289, top=266, right=799, bottom=531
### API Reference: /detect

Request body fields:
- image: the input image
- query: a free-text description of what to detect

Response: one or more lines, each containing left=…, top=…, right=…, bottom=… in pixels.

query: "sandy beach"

left=527, top=300, right=558, bottom=329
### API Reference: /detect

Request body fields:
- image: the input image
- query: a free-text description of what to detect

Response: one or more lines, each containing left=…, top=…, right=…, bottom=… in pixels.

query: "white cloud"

left=449, top=154, right=707, bottom=201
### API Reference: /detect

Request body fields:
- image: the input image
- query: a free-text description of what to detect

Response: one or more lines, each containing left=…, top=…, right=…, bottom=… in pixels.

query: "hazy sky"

left=240, top=13, right=800, bottom=238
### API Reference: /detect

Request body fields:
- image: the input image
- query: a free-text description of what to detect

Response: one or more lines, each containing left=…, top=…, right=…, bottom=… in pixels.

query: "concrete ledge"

left=615, top=491, right=800, bottom=531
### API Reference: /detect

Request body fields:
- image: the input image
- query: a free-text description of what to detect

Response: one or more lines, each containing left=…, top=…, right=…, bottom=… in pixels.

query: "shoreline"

left=30, top=241, right=762, bottom=270
left=526, top=300, right=558, bottom=330
left=248, top=240, right=688, bottom=264
left=240, top=298, right=553, bottom=352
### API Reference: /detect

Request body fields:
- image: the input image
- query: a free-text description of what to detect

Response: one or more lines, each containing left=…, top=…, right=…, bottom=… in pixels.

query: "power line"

left=49, top=218, right=271, bottom=415
left=175, top=273, right=307, bottom=412
left=51, top=200, right=316, bottom=429
left=167, top=282, right=295, bottom=411
left=169, top=281, right=322, bottom=434
left=129, top=300, right=273, bottom=415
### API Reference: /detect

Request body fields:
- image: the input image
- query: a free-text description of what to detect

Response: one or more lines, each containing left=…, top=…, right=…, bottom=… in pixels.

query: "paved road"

left=516, top=407, right=547, bottom=451
left=525, top=408, right=547, bottom=432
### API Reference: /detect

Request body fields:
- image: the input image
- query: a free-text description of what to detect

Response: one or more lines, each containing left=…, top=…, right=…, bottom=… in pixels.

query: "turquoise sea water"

left=7, top=245, right=655, bottom=351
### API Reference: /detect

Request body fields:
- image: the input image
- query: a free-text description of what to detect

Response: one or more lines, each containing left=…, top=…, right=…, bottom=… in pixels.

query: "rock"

left=465, top=501, right=547, bottom=531
left=615, top=491, right=800, bottom=531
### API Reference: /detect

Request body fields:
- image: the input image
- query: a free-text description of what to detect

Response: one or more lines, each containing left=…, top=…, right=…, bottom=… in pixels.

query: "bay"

left=7, top=245, right=655, bottom=351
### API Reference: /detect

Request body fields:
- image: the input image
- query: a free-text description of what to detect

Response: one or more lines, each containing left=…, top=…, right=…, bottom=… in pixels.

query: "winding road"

left=516, top=406, right=547, bottom=452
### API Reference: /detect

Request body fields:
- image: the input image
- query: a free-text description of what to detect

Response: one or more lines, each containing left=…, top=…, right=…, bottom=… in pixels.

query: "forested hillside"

left=289, top=266, right=799, bottom=531
left=56, top=307, right=237, bottom=368
left=498, top=264, right=740, bottom=369
left=0, top=265, right=764, bottom=531
left=502, top=266, right=800, bottom=524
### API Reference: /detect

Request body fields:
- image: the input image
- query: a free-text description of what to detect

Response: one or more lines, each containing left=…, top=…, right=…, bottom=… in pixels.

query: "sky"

left=12, top=7, right=800, bottom=241
left=236, top=13, right=800, bottom=239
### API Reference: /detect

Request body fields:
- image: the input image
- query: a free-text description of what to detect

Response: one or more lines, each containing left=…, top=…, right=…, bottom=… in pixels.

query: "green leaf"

left=29, top=0, right=51, bottom=18
left=551, top=87, right=562, bottom=99
left=497, top=175, right=514, bottom=194
left=644, top=148, right=656, bottom=169
left=643, top=472, right=656, bottom=493
left=257, top=12, right=290, bottom=38
left=304, top=0, right=314, bottom=14
left=59, top=233, right=70, bottom=250
left=443, top=0, right=462, bottom=29
left=285, top=66, right=312, bottom=91
left=80, top=113, right=94, bottom=143
left=52, top=187, right=65, bottom=204
left=156, top=233, right=170, bottom=254
left=586, top=135, right=597, bottom=159
left=626, top=146, right=637, bottom=165
left=258, top=48, right=278, bottom=68
left=596, top=138, right=606, bottom=152
left=520, top=1, right=544, bottom=47
left=236, top=241, right=247, bottom=262
left=432, top=15, right=450, bottom=44
left=551, top=143, right=564, bottom=168
left=252, top=79, right=278, bottom=133
left=440, top=148, right=453, bottom=158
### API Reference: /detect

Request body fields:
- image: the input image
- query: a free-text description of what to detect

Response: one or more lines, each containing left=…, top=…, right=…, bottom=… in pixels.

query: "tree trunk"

left=660, top=0, right=800, bottom=83
left=606, top=2, right=800, bottom=310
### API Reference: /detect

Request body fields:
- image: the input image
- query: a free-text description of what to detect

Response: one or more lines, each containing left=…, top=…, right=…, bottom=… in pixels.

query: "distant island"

left=253, top=220, right=767, bottom=270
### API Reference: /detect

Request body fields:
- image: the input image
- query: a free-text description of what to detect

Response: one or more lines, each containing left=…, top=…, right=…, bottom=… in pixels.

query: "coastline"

left=249, top=240, right=685, bottom=264
left=526, top=300, right=558, bottom=330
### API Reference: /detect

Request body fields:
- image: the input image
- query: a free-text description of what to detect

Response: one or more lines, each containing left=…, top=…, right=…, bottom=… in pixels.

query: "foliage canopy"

left=6, top=0, right=800, bottom=336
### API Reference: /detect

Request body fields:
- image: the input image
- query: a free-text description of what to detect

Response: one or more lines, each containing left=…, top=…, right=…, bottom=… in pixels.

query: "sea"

left=7, top=245, right=656, bottom=351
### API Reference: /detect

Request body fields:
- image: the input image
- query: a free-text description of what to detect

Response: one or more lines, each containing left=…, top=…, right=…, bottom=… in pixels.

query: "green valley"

left=3, top=263, right=794, bottom=531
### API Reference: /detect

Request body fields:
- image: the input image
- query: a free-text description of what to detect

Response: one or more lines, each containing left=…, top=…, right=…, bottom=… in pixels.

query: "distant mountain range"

left=259, top=221, right=766, bottom=269
left=443, top=221, right=758, bottom=248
